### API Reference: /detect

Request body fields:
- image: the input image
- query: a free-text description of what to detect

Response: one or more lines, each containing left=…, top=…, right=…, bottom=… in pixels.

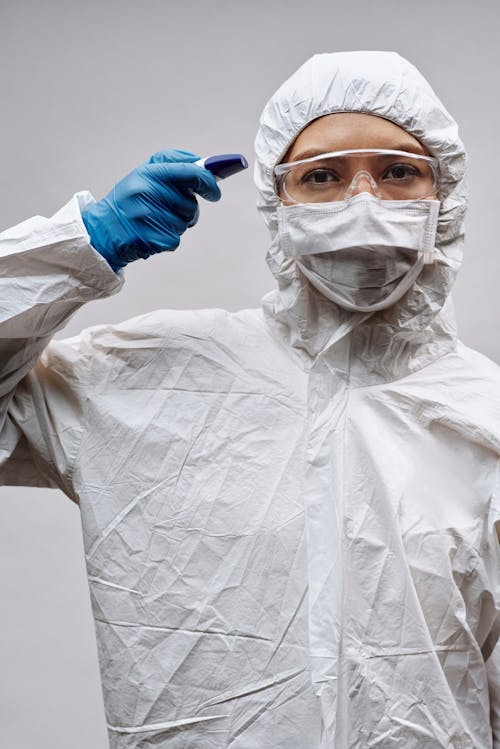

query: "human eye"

left=300, top=167, right=340, bottom=185
left=382, top=162, right=420, bottom=181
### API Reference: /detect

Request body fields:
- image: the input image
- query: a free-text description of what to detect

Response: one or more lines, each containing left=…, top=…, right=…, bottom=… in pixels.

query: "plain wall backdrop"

left=0, top=1, right=498, bottom=746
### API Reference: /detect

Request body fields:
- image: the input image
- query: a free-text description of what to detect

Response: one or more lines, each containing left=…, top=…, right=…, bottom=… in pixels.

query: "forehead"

left=285, top=113, right=427, bottom=161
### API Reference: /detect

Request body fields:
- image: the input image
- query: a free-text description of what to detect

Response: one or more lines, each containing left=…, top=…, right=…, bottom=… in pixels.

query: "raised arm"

left=0, top=149, right=221, bottom=495
left=0, top=193, right=122, bottom=492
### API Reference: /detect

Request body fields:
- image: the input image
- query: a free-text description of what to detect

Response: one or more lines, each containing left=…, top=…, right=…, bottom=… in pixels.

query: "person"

left=0, top=50, right=498, bottom=749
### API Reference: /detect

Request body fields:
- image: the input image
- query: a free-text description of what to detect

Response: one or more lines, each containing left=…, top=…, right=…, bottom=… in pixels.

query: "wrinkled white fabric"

left=277, top=194, right=439, bottom=311
left=278, top=195, right=439, bottom=258
left=0, top=51, right=499, bottom=749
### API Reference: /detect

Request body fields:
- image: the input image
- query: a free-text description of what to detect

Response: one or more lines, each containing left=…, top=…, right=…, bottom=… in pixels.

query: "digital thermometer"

left=196, top=154, right=248, bottom=180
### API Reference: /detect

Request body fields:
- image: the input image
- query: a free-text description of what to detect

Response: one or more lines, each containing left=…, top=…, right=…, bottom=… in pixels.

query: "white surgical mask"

left=277, top=194, right=440, bottom=313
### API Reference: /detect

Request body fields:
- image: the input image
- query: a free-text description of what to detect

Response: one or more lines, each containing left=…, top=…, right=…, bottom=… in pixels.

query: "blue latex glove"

left=81, top=149, right=221, bottom=272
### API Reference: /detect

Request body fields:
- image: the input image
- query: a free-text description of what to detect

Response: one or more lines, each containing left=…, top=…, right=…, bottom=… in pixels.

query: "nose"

left=345, top=170, right=381, bottom=199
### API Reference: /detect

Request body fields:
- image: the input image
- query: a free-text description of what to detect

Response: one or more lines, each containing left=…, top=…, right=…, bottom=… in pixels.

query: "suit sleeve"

left=486, top=638, right=500, bottom=748
left=487, top=480, right=500, bottom=749
left=0, top=192, right=123, bottom=498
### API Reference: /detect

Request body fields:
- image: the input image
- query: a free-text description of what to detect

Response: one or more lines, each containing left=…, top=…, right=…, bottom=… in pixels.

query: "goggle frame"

left=273, top=148, right=440, bottom=204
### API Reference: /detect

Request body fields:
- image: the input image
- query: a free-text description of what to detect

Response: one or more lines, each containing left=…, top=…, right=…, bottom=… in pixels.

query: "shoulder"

left=71, top=307, right=267, bottom=352
left=389, top=342, right=500, bottom=454
left=46, top=306, right=299, bottom=394
left=441, top=343, right=500, bottom=404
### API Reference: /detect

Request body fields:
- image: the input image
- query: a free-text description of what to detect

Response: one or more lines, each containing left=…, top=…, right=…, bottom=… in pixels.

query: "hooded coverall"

left=0, top=51, right=499, bottom=748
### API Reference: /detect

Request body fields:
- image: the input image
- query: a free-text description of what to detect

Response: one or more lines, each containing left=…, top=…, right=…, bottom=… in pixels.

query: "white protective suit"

left=1, top=51, right=499, bottom=748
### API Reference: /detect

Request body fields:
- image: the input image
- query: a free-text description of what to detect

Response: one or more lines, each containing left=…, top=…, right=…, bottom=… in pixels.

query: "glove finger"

left=138, top=189, right=199, bottom=234
left=142, top=220, right=181, bottom=253
left=148, top=184, right=200, bottom=226
left=140, top=202, right=197, bottom=238
left=114, top=167, right=199, bottom=225
left=187, top=203, right=200, bottom=228
left=148, top=149, right=201, bottom=165
left=150, top=162, right=222, bottom=203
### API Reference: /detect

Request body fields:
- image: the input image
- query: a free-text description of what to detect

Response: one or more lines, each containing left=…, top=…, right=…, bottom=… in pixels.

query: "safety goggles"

left=274, top=149, right=439, bottom=204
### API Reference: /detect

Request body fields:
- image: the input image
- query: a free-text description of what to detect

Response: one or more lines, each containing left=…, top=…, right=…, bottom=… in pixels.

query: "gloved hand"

left=81, top=149, right=221, bottom=272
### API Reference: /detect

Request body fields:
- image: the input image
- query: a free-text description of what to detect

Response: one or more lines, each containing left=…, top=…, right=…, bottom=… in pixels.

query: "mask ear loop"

left=416, top=160, right=440, bottom=267
left=420, top=199, right=440, bottom=265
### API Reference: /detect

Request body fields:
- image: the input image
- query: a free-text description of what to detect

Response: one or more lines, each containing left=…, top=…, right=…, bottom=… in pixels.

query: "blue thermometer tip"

left=197, top=154, right=248, bottom=180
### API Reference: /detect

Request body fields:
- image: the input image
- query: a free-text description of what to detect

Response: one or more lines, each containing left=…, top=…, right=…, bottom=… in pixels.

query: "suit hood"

left=254, top=51, right=467, bottom=381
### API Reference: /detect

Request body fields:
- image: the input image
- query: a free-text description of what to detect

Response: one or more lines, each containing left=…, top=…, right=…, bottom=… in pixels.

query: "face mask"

left=277, top=193, right=440, bottom=313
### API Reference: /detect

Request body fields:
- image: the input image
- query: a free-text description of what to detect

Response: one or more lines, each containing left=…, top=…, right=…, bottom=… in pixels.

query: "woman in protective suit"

left=0, top=51, right=499, bottom=748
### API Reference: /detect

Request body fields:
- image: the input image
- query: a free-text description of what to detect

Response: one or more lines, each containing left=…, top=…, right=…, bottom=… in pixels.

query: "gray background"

left=0, top=0, right=498, bottom=746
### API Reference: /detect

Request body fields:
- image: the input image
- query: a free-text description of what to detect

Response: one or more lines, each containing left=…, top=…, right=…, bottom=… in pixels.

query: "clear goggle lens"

left=274, top=149, right=439, bottom=203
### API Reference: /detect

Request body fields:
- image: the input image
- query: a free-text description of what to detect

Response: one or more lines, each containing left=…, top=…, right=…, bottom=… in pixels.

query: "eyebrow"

left=390, top=142, right=427, bottom=155
left=290, top=142, right=427, bottom=162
